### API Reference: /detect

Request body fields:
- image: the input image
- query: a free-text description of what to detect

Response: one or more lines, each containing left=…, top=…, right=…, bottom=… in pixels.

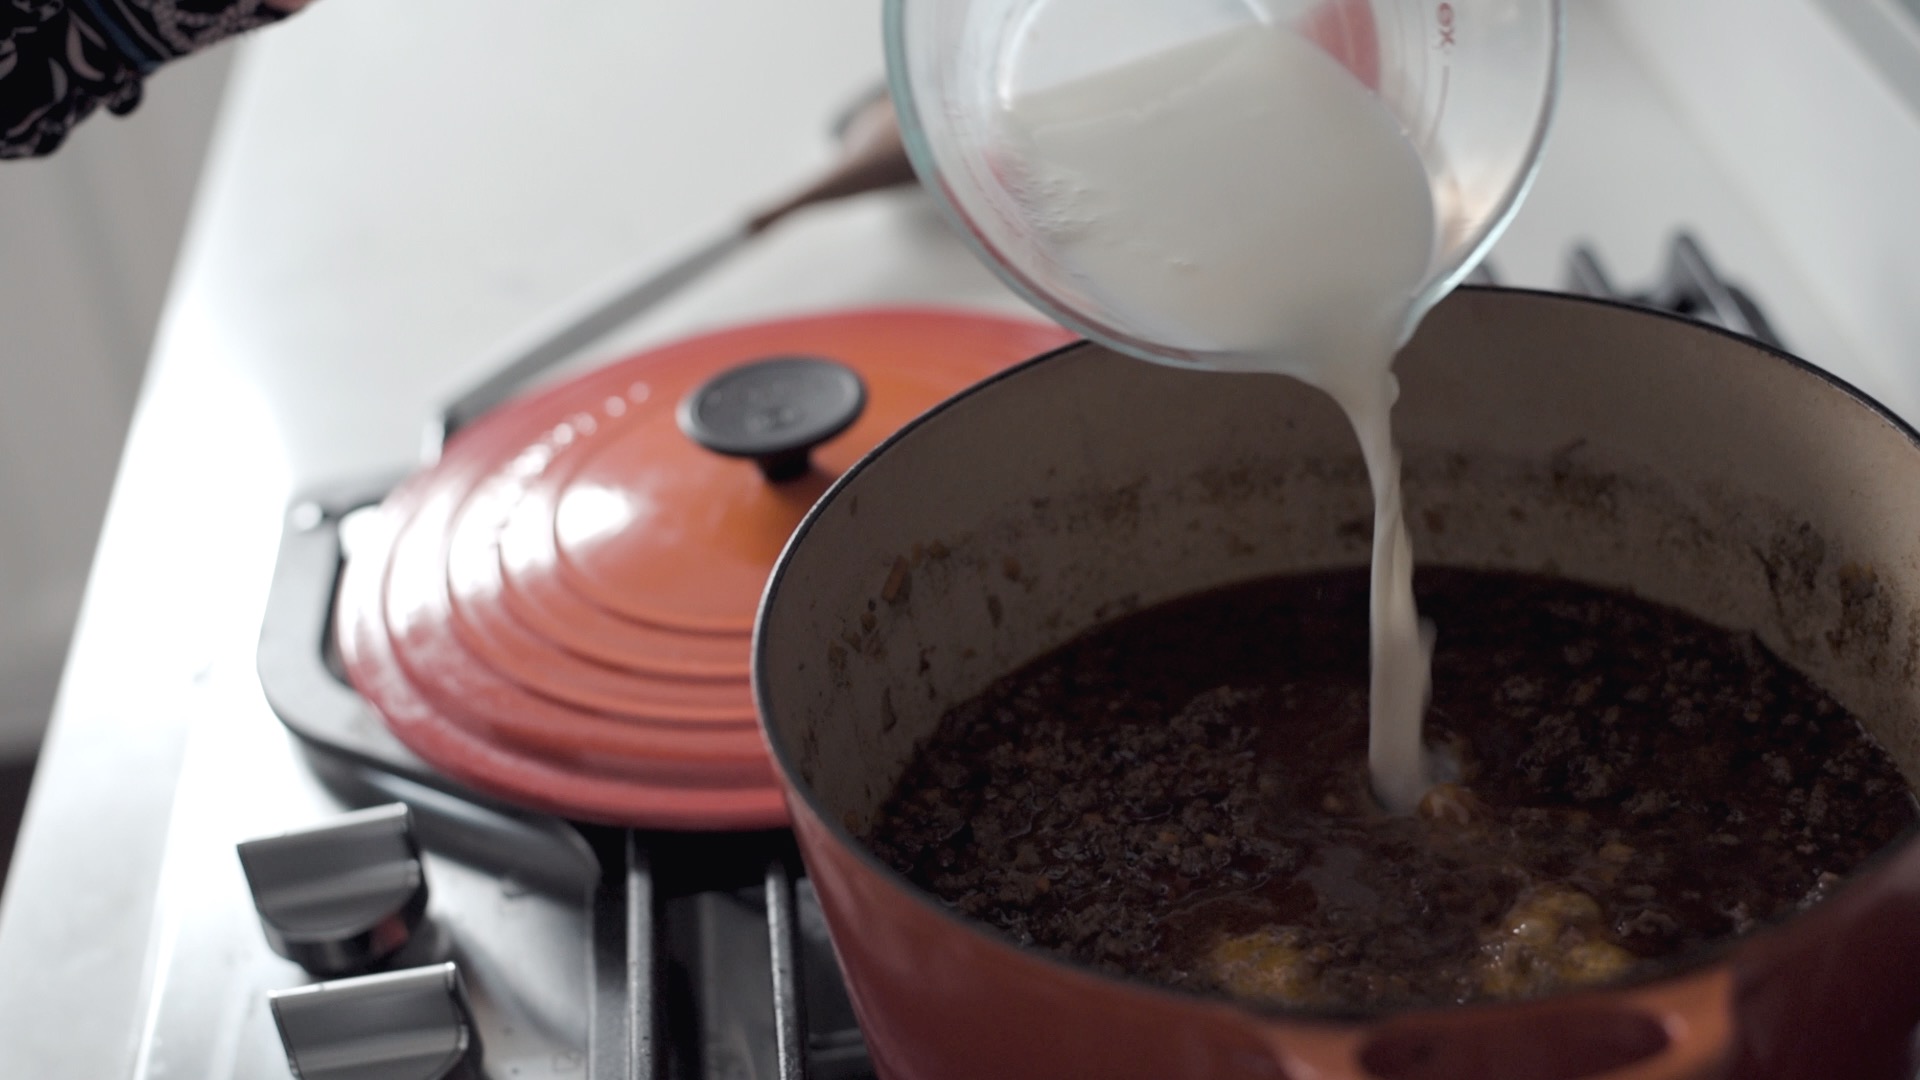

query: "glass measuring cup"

left=884, top=0, right=1563, bottom=371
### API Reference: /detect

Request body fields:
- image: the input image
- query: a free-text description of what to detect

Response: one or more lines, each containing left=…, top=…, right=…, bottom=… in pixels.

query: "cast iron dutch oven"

left=754, top=289, right=1920, bottom=1080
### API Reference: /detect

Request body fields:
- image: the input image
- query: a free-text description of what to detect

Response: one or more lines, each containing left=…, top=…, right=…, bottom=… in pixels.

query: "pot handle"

left=1264, top=968, right=1732, bottom=1080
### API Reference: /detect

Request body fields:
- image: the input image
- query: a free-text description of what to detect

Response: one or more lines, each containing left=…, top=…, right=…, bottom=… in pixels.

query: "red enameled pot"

left=754, top=289, right=1920, bottom=1080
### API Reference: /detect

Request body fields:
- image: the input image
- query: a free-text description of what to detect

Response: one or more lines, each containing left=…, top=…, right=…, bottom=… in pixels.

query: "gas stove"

left=135, top=737, right=867, bottom=1080
left=114, top=234, right=1782, bottom=1080
left=135, top=483, right=875, bottom=1080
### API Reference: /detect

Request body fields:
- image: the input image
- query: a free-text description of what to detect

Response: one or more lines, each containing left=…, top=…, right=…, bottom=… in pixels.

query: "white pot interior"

left=758, top=290, right=1920, bottom=832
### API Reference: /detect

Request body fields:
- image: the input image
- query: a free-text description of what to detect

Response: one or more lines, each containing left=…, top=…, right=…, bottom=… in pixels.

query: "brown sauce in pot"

left=863, top=568, right=1918, bottom=1009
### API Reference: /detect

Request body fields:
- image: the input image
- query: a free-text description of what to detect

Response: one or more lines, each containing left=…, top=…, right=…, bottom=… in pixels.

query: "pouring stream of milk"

left=1002, top=22, right=1440, bottom=811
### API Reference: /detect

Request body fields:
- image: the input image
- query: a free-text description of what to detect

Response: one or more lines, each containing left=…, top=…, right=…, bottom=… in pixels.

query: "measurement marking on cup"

left=1428, top=2, right=1456, bottom=144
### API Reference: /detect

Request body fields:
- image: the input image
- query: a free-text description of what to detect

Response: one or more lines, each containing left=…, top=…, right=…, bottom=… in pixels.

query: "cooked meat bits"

left=863, top=568, right=1917, bottom=1009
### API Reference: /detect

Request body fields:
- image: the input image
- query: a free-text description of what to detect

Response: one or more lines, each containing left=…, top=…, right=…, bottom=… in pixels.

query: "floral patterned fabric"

left=2, top=0, right=291, bottom=158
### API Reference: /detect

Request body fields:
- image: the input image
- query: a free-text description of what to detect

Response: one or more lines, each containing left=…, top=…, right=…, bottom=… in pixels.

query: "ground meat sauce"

left=863, top=568, right=1917, bottom=1010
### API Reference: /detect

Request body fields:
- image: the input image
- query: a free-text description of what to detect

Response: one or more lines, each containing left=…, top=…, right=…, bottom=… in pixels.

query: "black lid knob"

left=677, top=357, right=866, bottom=482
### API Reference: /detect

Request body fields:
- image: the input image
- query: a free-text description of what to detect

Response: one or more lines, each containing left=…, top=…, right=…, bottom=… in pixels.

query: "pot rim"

left=751, top=285, right=1920, bottom=1024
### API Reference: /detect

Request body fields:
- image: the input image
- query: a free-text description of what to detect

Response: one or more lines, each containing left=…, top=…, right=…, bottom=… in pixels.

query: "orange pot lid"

left=335, top=308, right=1073, bottom=829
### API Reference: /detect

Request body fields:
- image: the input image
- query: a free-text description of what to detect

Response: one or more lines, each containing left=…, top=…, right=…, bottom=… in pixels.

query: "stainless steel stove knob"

left=238, top=803, right=429, bottom=976
left=269, top=962, right=482, bottom=1080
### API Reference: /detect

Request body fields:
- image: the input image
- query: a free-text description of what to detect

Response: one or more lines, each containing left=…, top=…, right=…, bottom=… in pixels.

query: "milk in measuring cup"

left=1001, top=21, right=1441, bottom=811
